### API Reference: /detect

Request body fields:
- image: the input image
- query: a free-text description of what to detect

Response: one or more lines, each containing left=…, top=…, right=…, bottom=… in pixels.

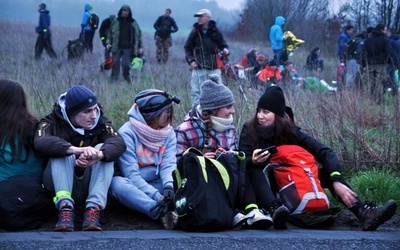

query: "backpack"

left=346, top=37, right=364, bottom=59
left=64, top=38, right=84, bottom=59
left=265, top=145, right=330, bottom=214
left=88, top=13, right=99, bottom=30
left=0, top=176, right=54, bottom=231
left=173, top=148, right=243, bottom=231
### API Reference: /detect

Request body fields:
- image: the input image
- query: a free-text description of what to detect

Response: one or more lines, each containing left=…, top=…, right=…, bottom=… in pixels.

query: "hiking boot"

left=83, top=207, right=102, bottom=231
left=243, top=209, right=273, bottom=229
left=359, top=199, right=397, bottom=231
left=160, top=211, right=178, bottom=230
left=270, top=201, right=290, bottom=230
left=55, top=205, right=75, bottom=232
left=232, top=212, right=247, bottom=228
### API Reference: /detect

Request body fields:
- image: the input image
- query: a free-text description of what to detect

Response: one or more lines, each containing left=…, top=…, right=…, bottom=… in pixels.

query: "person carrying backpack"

left=239, top=85, right=398, bottom=230
left=175, top=74, right=273, bottom=230
left=81, top=3, right=97, bottom=53
left=34, top=3, right=57, bottom=60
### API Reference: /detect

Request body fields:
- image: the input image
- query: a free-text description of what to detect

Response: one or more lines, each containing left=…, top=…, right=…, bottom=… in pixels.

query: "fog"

left=1, top=0, right=241, bottom=35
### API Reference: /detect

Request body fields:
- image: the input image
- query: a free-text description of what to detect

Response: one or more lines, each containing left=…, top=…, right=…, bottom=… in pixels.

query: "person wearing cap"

left=153, top=8, right=179, bottom=64
left=109, top=89, right=180, bottom=230
left=184, top=8, right=230, bottom=108
left=80, top=3, right=96, bottom=53
left=34, top=85, right=126, bottom=232
left=35, top=3, right=57, bottom=60
left=106, top=4, right=143, bottom=84
left=239, top=85, right=398, bottom=230
left=175, top=74, right=273, bottom=229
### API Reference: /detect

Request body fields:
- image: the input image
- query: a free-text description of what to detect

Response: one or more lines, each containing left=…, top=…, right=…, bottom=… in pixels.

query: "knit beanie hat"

left=199, top=74, right=235, bottom=111
left=257, top=86, right=286, bottom=117
left=135, top=89, right=174, bottom=120
left=65, top=86, right=98, bottom=117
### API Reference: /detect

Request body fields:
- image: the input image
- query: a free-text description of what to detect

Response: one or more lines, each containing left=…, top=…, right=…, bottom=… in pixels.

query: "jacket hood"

left=127, top=103, right=147, bottom=125
left=275, top=16, right=285, bottom=26
left=118, top=4, right=133, bottom=20
left=40, top=9, right=49, bottom=14
left=371, top=29, right=385, bottom=37
left=58, top=92, right=100, bottom=135
left=84, top=3, right=92, bottom=12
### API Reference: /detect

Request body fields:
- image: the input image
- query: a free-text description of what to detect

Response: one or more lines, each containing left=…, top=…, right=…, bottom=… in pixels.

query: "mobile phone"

left=260, top=145, right=278, bottom=154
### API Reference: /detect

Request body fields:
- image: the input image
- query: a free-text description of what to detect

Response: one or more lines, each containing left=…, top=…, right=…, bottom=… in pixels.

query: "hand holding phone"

left=259, top=145, right=277, bottom=155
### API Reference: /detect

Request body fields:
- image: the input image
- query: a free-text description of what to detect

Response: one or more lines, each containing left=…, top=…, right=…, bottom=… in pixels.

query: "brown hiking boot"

left=359, top=199, right=397, bottom=231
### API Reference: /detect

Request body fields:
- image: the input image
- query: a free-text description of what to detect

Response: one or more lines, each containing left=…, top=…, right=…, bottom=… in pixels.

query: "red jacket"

left=258, top=66, right=282, bottom=81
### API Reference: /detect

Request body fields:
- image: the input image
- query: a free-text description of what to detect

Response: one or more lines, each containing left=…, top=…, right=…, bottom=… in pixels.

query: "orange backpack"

left=264, top=145, right=329, bottom=214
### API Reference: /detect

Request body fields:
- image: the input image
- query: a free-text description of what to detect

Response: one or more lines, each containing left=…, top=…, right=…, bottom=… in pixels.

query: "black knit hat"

left=65, top=86, right=98, bottom=117
left=257, top=86, right=286, bottom=117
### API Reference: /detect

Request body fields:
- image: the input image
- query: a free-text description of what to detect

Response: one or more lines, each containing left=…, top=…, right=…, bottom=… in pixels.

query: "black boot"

left=358, top=199, right=397, bottom=231
left=269, top=199, right=290, bottom=230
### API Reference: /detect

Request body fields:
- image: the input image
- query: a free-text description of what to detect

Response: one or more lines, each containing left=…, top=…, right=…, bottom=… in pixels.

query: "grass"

left=1, top=20, right=399, bottom=177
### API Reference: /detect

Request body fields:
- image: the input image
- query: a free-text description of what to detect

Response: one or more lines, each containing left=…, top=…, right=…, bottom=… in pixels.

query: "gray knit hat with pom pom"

left=199, top=74, right=235, bottom=111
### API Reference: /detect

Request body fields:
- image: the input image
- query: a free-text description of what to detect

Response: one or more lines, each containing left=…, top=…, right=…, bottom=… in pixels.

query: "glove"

left=163, top=186, right=175, bottom=201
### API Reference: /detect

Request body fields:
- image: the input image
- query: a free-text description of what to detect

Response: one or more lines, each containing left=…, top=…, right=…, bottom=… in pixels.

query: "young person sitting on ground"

left=35, top=85, right=126, bottom=232
left=175, top=74, right=273, bottom=229
left=109, top=89, right=180, bottom=230
left=239, top=85, right=397, bottom=230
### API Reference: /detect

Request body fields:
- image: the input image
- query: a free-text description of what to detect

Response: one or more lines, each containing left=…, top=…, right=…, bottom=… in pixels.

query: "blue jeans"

left=109, top=175, right=164, bottom=220
left=273, top=49, right=283, bottom=65
left=43, top=144, right=114, bottom=210
left=112, top=48, right=132, bottom=83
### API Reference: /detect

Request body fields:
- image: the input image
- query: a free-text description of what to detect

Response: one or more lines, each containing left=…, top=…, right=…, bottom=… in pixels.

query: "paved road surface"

left=1, top=229, right=399, bottom=249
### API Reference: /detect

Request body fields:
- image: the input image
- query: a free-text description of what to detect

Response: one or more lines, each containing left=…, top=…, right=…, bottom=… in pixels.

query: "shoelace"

left=85, top=209, right=99, bottom=222
left=60, top=210, right=73, bottom=222
left=364, top=201, right=378, bottom=210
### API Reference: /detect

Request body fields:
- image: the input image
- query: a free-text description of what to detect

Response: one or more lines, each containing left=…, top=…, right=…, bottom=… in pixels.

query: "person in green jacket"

left=106, top=4, right=143, bottom=84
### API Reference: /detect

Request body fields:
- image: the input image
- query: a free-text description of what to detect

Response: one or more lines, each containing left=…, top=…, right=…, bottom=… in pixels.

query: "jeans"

left=112, top=49, right=132, bottom=83
left=42, top=144, right=114, bottom=210
left=190, top=68, right=221, bottom=108
left=273, top=49, right=283, bottom=65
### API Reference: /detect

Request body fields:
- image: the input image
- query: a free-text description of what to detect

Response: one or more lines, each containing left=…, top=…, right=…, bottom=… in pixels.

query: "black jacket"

left=34, top=103, right=126, bottom=162
left=363, top=30, right=398, bottom=66
left=239, top=120, right=344, bottom=177
left=184, top=20, right=229, bottom=70
left=153, top=15, right=178, bottom=39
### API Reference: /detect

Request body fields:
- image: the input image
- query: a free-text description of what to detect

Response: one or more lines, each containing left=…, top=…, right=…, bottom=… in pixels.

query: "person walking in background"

left=175, top=74, right=273, bottom=229
left=363, top=23, right=398, bottom=102
left=34, top=3, right=57, bottom=60
left=153, top=8, right=178, bottom=64
left=184, top=8, right=229, bottom=108
left=35, top=86, right=126, bottom=232
left=110, top=89, right=180, bottom=230
left=106, top=4, right=143, bottom=84
left=81, top=3, right=96, bottom=53
left=387, top=28, right=400, bottom=90
left=269, top=16, right=285, bottom=66
left=239, top=85, right=398, bottom=230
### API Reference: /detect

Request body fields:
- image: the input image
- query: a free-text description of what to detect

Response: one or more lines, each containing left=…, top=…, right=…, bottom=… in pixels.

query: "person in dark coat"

left=153, top=8, right=178, bottom=64
left=239, top=86, right=397, bottom=230
left=34, top=3, right=57, bottom=59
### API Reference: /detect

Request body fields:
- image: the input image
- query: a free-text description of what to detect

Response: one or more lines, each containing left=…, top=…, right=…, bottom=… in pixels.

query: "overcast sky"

left=214, top=0, right=245, bottom=10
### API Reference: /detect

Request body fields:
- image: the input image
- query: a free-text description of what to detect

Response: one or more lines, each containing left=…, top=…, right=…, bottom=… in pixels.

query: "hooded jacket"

left=34, top=93, right=126, bottom=162
left=184, top=20, right=229, bottom=70
left=36, top=8, right=51, bottom=34
left=153, top=14, right=178, bottom=39
left=106, top=4, right=143, bottom=57
left=81, top=3, right=94, bottom=31
left=117, top=104, right=177, bottom=201
left=363, top=29, right=398, bottom=66
left=270, top=16, right=285, bottom=50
